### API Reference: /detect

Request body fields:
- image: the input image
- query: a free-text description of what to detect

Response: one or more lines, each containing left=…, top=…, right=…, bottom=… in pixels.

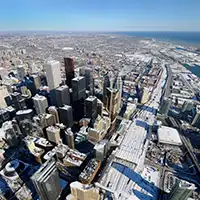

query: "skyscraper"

left=48, top=106, right=60, bottom=124
left=46, top=126, right=61, bottom=144
left=17, top=64, right=26, bottom=80
left=79, top=67, right=94, bottom=95
left=32, top=94, right=48, bottom=114
left=103, top=75, right=110, bottom=105
left=55, top=85, right=70, bottom=107
left=115, top=76, right=123, bottom=113
left=105, top=88, right=120, bottom=122
left=159, top=97, right=172, bottom=116
left=85, top=96, right=97, bottom=119
left=44, top=60, right=61, bottom=90
left=0, top=86, right=9, bottom=109
left=65, top=128, right=75, bottom=149
left=31, top=159, right=62, bottom=200
left=192, top=105, right=200, bottom=128
left=64, top=57, right=75, bottom=88
left=168, top=180, right=196, bottom=200
left=72, top=76, right=86, bottom=101
left=59, top=105, right=73, bottom=128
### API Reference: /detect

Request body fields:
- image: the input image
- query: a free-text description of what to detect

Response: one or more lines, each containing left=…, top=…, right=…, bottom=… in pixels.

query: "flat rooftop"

left=115, top=121, right=147, bottom=165
left=158, top=126, right=182, bottom=146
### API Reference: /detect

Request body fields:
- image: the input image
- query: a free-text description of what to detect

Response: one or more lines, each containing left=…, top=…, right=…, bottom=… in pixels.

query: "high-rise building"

left=79, top=67, right=94, bottom=95
left=72, top=76, right=86, bottom=101
left=64, top=57, right=75, bottom=88
left=55, top=85, right=70, bottom=107
left=103, top=75, right=110, bottom=104
left=44, top=60, right=61, bottom=90
left=48, top=106, right=60, bottom=124
left=105, top=88, right=120, bottom=122
left=59, top=105, right=73, bottom=128
left=17, top=64, right=26, bottom=80
left=69, top=181, right=100, bottom=200
left=192, top=105, right=200, bottom=128
left=46, top=126, right=61, bottom=144
left=11, top=92, right=26, bottom=110
left=94, top=139, right=109, bottom=162
left=85, top=96, right=97, bottom=119
left=16, top=109, right=34, bottom=121
left=168, top=180, right=196, bottom=200
left=0, top=86, right=9, bottom=109
left=2, top=121, right=20, bottom=147
left=65, top=128, right=75, bottom=149
left=31, top=159, right=62, bottom=200
left=30, top=74, right=41, bottom=90
left=97, top=99, right=103, bottom=117
left=32, top=94, right=48, bottom=115
left=159, top=97, right=171, bottom=116
left=115, top=76, right=123, bottom=113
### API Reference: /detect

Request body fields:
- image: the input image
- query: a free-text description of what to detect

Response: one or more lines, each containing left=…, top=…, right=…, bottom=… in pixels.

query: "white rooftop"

left=115, top=121, right=147, bottom=165
left=158, top=126, right=182, bottom=146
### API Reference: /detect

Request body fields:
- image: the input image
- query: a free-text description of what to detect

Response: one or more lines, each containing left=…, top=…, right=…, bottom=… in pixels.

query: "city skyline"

left=0, top=0, right=200, bottom=31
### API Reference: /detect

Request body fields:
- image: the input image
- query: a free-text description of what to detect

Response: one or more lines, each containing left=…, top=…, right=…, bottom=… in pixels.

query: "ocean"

left=112, top=31, right=200, bottom=48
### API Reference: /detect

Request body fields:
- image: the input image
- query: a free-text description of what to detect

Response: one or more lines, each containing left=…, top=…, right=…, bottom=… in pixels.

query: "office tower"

left=0, top=109, right=10, bottom=125
left=4, top=95, right=12, bottom=106
left=31, top=159, right=61, bottom=200
left=48, top=106, right=60, bottom=124
left=72, top=76, right=86, bottom=101
left=45, top=114, right=55, bottom=127
left=44, top=60, right=61, bottom=90
left=59, top=105, right=73, bottom=128
left=103, top=75, right=110, bottom=104
left=65, top=128, right=75, bottom=149
left=70, top=181, right=100, bottom=200
left=105, top=87, right=120, bottom=122
left=159, top=97, right=171, bottom=116
left=0, top=86, right=9, bottom=108
left=55, top=85, right=70, bottom=107
left=168, top=180, right=196, bottom=200
left=85, top=96, right=97, bottom=119
left=11, top=92, right=21, bottom=102
left=17, top=64, right=26, bottom=80
left=16, top=109, right=34, bottom=121
left=64, top=57, right=75, bottom=88
left=192, top=105, right=200, bottom=128
left=2, top=121, right=19, bottom=147
left=181, top=101, right=194, bottom=112
left=11, top=92, right=26, bottom=110
left=0, top=67, right=7, bottom=80
left=56, top=123, right=66, bottom=142
left=30, top=74, right=41, bottom=91
left=115, top=76, right=123, bottom=113
left=46, top=126, right=61, bottom=144
left=94, top=139, right=109, bottom=162
left=5, top=106, right=16, bottom=119
left=23, top=76, right=37, bottom=96
left=32, top=94, right=48, bottom=114
left=79, top=67, right=94, bottom=95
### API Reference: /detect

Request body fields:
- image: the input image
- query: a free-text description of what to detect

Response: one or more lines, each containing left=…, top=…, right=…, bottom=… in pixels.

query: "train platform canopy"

left=158, top=126, right=182, bottom=146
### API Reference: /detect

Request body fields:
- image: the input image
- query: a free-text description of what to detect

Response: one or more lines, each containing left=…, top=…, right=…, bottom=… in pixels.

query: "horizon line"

left=0, top=30, right=200, bottom=33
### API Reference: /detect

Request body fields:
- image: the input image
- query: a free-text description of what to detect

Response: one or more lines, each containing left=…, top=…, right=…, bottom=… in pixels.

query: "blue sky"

left=0, top=0, right=200, bottom=31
